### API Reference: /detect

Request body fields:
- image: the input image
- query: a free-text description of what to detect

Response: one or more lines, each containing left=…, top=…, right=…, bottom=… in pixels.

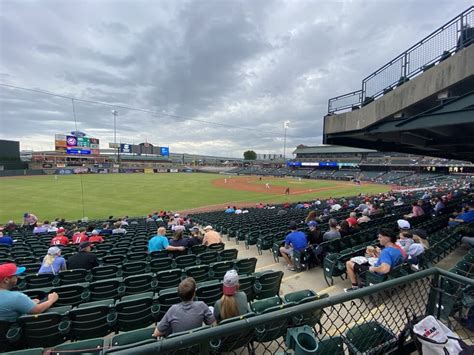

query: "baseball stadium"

left=0, top=4, right=473, bottom=355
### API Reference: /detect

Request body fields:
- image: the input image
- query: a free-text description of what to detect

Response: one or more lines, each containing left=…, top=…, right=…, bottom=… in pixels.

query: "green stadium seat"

left=173, top=254, right=198, bottom=269
left=126, top=251, right=149, bottom=261
left=254, top=271, right=283, bottom=300
left=91, top=265, right=121, bottom=281
left=50, top=337, right=104, bottom=354
left=184, top=265, right=211, bottom=283
left=208, top=243, right=225, bottom=252
left=19, top=273, right=56, bottom=290
left=343, top=321, right=397, bottom=354
left=89, top=278, right=125, bottom=301
left=197, top=251, right=218, bottom=265
left=51, top=283, right=90, bottom=306
left=150, top=257, right=173, bottom=273
left=121, top=261, right=150, bottom=277
left=57, top=269, right=91, bottom=285
left=190, top=244, right=207, bottom=255
left=209, top=261, right=235, bottom=280
left=156, top=269, right=182, bottom=291
left=115, top=292, right=160, bottom=332
left=68, top=299, right=116, bottom=340
left=195, top=280, right=223, bottom=306
left=149, top=250, right=169, bottom=260
left=123, top=273, right=157, bottom=295
left=218, top=248, right=238, bottom=261
left=250, top=295, right=283, bottom=314
left=238, top=274, right=256, bottom=301
left=5, top=348, right=44, bottom=355
left=7, top=312, right=69, bottom=348
left=109, top=327, right=156, bottom=347
left=283, top=290, right=328, bottom=332
left=234, top=257, right=257, bottom=275
left=102, top=255, right=126, bottom=266
left=209, top=313, right=256, bottom=353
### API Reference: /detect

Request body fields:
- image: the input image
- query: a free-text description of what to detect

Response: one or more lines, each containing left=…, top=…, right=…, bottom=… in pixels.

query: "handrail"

left=328, top=6, right=473, bottom=114
left=107, top=267, right=473, bottom=354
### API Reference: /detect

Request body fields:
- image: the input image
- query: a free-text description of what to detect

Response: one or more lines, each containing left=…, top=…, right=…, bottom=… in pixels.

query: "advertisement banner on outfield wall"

left=169, top=169, right=178, bottom=173
left=57, top=169, right=73, bottom=175
left=155, top=169, right=168, bottom=173
left=144, top=168, right=154, bottom=174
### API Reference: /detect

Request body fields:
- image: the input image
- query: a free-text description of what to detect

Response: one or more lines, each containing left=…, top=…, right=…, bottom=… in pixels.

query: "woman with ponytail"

left=213, top=270, right=248, bottom=323
left=38, top=247, right=66, bottom=274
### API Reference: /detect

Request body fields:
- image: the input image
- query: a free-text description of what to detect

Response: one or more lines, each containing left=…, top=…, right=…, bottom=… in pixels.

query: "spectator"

left=346, top=212, right=358, bottom=227
left=89, top=230, right=104, bottom=244
left=48, top=221, right=58, bottom=233
left=38, top=247, right=66, bottom=275
left=169, top=230, right=189, bottom=248
left=407, top=235, right=428, bottom=266
left=213, top=270, right=248, bottom=323
left=22, top=213, right=38, bottom=229
left=148, top=227, right=185, bottom=253
left=33, top=221, right=50, bottom=234
left=67, top=242, right=99, bottom=270
left=323, top=219, right=341, bottom=241
left=397, top=219, right=411, bottom=231
left=0, top=233, right=13, bottom=246
left=338, top=220, right=353, bottom=238
left=357, top=210, right=371, bottom=224
left=112, top=222, right=127, bottom=235
left=202, top=226, right=223, bottom=246
left=306, top=221, right=322, bottom=245
left=344, top=228, right=403, bottom=292
left=172, top=220, right=186, bottom=233
left=72, top=228, right=88, bottom=244
left=187, top=227, right=202, bottom=247
left=0, top=263, right=59, bottom=321
left=3, top=221, right=17, bottom=232
left=433, top=197, right=446, bottom=215
left=279, top=221, right=308, bottom=271
left=50, top=228, right=69, bottom=246
left=152, top=277, right=215, bottom=337
left=404, top=201, right=424, bottom=219
left=100, top=223, right=113, bottom=236
left=450, top=201, right=474, bottom=227
left=225, top=206, right=235, bottom=214
left=146, top=214, right=154, bottom=222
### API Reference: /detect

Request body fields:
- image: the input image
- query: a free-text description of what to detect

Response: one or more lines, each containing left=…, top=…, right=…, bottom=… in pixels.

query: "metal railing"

left=105, top=268, right=474, bottom=354
left=328, top=6, right=474, bottom=114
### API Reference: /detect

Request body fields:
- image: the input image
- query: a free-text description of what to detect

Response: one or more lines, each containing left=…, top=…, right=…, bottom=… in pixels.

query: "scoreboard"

left=55, top=133, right=100, bottom=155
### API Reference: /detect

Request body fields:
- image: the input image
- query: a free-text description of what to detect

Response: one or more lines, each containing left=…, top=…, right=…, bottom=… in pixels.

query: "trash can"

left=285, top=325, right=318, bottom=354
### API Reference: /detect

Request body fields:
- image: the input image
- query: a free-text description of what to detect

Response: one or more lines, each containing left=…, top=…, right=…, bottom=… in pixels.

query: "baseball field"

left=0, top=173, right=391, bottom=223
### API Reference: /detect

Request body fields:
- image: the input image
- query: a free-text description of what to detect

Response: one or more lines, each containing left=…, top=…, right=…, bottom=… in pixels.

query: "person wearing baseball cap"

left=50, top=228, right=69, bottom=247
left=307, top=220, right=322, bottom=245
left=0, top=263, right=59, bottom=321
left=38, top=247, right=66, bottom=275
left=202, top=225, right=223, bottom=246
left=66, top=242, right=99, bottom=270
left=213, top=270, right=248, bottom=323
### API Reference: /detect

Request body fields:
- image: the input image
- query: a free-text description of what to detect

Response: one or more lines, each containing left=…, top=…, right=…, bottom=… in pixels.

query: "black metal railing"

left=105, top=268, right=474, bottom=354
left=328, top=6, right=474, bottom=114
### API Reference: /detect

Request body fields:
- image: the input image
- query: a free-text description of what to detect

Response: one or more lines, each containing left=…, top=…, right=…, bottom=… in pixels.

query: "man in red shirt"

left=346, top=212, right=358, bottom=227
left=89, top=230, right=104, bottom=244
left=51, top=228, right=69, bottom=246
left=72, top=228, right=88, bottom=244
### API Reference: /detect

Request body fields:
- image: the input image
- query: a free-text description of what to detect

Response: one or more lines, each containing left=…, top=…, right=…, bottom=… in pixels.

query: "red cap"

left=57, top=227, right=66, bottom=233
left=0, top=263, right=26, bottom=281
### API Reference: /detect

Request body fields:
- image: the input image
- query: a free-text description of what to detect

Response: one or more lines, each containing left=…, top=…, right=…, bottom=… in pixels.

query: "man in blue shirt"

left=0, top=233, right=13, bottom=246
left=279, top=221, right=307, bottom=271
left=0, top=263, right=59, bottom=321
left=148, top=227, right=185, bottom=253
left=345, top=228, right=403, bottom=292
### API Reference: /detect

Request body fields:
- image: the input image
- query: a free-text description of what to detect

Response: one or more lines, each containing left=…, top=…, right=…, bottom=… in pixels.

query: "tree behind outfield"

left=243, top=150, right=257, bottom=160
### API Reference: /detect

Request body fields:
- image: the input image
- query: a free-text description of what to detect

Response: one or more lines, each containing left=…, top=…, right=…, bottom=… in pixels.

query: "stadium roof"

left=293, top=145, right=377, bottom=155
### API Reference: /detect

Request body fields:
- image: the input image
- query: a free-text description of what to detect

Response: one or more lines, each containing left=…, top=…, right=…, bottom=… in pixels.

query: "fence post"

left=459, top=13, right=464, bottom=48
left=402, top=53, right=408, bottom=80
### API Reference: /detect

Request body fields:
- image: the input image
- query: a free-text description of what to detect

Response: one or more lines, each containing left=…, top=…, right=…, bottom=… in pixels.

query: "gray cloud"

left=1, top=0, right=472, bottom=156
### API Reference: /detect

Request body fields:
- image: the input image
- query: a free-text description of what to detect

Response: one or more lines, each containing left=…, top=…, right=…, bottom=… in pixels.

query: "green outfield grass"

left=0, top=173, right=390, bottom=222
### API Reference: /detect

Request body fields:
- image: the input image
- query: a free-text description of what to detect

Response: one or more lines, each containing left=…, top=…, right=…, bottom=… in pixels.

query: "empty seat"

left=115, top=292, right=159, bottom=332
left=57, top=269, right=91, bottom=285
left=209, top=261, right=235, bottom=280
left=110, top=327, right=156, bottom=348
left=218, top=248, right=238, bottom=261
left=197, top=251, right=218, bottom=265
left=156, top=269, right=182, bottom=291
left=254, top=271, right=283, bottom=300
left=121, top=261, right=149, bottom=277
left=91, top=265, right=121, bottom=281
left=234, top=257, right=257, bottom=275
left=102, top=255, right=126, bottom=266
left=19, top=273, right=56, bottom=290
left=209, top=313, right=255, bottom=353
left=50, top=337, right=104, bottom=354
left=196, top=280, right=223, bottom=306
left=51, top=283, right=89, bottom=306
left=123, top=273, right=157, bottom=295
left=68, top=299, right=116, bottom=340
left=343, top=321, right=397, bottom=354
left=173, top=254, right=198, bottom=269
left=89, top=278, right=125, bottom=301
left=184, top=265, right=210, bottom=283
left=150, top=257, right=173, bottom=273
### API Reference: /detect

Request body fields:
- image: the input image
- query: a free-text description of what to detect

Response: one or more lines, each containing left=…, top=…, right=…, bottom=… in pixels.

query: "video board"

left=55, top=132, right=100, bottom=155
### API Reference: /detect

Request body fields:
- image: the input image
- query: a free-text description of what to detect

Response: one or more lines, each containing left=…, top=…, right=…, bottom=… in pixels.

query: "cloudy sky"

left=0, top=0, right=471, bottom=157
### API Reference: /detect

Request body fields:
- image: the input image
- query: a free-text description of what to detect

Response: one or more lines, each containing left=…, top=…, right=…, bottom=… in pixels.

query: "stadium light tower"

left=283, top=120, right=290, bottom=161
left=111, top=110, right=118, bottom=162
